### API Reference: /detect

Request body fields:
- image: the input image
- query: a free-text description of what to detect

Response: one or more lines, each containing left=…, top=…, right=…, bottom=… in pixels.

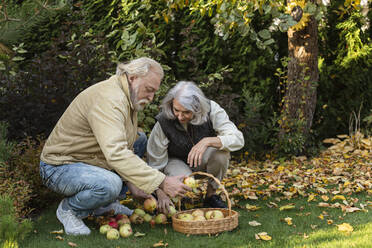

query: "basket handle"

left=178, top=171, right=232, bottom=216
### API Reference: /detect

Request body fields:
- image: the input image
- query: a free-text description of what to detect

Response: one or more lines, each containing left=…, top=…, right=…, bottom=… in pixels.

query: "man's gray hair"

left=161, top=81, right=210, bottom=125
left=116, top=57, right=164, bottom=79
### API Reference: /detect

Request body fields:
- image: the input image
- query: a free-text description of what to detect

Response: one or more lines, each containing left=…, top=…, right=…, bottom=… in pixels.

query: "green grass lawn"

left=20, top=193, right=372, bottom=248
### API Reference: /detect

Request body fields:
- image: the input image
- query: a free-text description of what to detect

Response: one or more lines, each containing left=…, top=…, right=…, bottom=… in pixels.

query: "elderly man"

left=147, top=81, right=244, bottom=212
left=40, top=57, right=190, bottom=235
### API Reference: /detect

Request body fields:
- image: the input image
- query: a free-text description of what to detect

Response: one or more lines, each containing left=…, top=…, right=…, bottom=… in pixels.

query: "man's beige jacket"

left=40, top=75, right=165, bottom=194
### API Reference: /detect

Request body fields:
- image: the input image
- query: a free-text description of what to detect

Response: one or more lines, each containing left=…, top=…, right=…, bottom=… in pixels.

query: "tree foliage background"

left=0, top=0, right=371, bottom=157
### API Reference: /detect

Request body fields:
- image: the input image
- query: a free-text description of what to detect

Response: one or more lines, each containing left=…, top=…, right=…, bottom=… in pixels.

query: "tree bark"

left=280, top=0, right=319, bottom=136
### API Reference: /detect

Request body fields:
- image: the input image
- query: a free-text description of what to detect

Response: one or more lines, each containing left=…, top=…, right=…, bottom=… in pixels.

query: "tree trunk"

left=280, top=0, right=319, bottom=137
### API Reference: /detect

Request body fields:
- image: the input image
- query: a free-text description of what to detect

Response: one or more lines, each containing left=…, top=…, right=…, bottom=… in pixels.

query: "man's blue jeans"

left=39, top=132, right=147, bottom=218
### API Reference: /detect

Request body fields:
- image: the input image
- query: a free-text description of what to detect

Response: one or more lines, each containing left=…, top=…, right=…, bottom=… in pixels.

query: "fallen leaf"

left=153, top=240, right=168, bottom=247
left=332, top=195, right=346, bottom=201
left=134, top=232, right=146, bottom=237
left=307, top=194, right=316, bottom=202
left=279, top=204, right=295, bottom=211
left=318, top=202, right=331, bottom=207
left=50, top=229, right=64, bottom=234
left=318, top=214, right=324, bottom=220
left=327, top=219, right=333, bottom=224
left=337, top=223, right=353, bottom=233
left=68, top=242, right=78, bottom=247
left=248, top=221, right=261, bottom=226
left=55, top=235, right=64, bottom=241
left=284, top=217, right=293, bottom=225
left=256, top=232, right=272, bottom=241
left=246, top=204, right=260, bottom=211
left=321, top=195, right=329, bottom=201
left=310, top=224, right=318, bottom=230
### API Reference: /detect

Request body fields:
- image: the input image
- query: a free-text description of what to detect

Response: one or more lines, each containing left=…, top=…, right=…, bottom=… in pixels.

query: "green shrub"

left=0, top=123, right=34, bottom=218
left=0, top=195, right=32, bottom=248
left=0, top=20, right=115, bottom=140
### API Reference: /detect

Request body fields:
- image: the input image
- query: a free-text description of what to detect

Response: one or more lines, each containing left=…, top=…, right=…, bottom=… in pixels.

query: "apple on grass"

left=99, top=224, right=112, bottom=235
left=119, top=223, right=133, bottom=238
left=108, top=220, right=118, bottom=229
left=154, top=213, right=167, bottom=224
left=166, top=205, right=177, bottom=218
left=129, top=213, right=144, bottom=224
left=134, top=208, right=146, bottom=217
left=106, top=228, right=120, bottom=240
left=143, top=198, right=157, bottom=213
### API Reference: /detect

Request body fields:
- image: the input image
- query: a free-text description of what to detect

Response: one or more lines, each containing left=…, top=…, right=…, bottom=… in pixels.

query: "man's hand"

left=156, top=188, right=174, bottom=214
left=159, top=175, right=191, bottom=198
left=126, top=181, right=153, bottom=201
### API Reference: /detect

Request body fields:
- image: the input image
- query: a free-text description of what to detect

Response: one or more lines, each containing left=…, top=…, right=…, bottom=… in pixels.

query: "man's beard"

left=130, top=84, right=150, bottom=111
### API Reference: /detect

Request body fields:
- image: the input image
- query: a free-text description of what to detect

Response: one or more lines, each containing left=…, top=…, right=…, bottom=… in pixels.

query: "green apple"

left=154, top=213, right=167, bottom=224
left=119, top=223, right=133, bottom=238
left=178, top=213, right=193, bottom=221
left=106, top=228, right=120, bottom=240
left=191, top=209, right=204, bottom=217
left=183, top=177, right=197, bottom=188
left=99, top=224, right=112, bottom=235
left=134, top=208, right=146, bottom=217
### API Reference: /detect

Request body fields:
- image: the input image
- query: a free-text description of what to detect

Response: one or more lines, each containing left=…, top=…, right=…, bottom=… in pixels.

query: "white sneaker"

left=93, top=200, right=133, bottom=216
left=56, top=199, right=91, bottom=235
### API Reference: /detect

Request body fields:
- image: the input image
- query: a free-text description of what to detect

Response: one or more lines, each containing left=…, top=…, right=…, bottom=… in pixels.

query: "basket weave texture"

left=171, top=171, right=239, bottom=235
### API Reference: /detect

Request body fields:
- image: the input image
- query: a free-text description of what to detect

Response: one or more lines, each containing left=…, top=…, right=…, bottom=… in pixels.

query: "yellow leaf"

left=327, top=219, right=333, bottom=225
left=318, top=214, right=324, bottom=220
left=284, top=217, right=293, bottom=225
left=134, top=232, right=146, bottom=237
left=332, top=195, right=346, bottom=201
left=256, top=232, right=272, bottom=241
left=50, top=229, right=64, bottom=234
left=246, top=204, right=260, bottom=211
left=321, top=195, right=329, bottom=201
left=68, top=242, right=78, bottom=247
left=279, top=204, right=295, bottom=211
left=307, top=194, right=316, bottom=202
left=337, top=223, right=353, bottom=233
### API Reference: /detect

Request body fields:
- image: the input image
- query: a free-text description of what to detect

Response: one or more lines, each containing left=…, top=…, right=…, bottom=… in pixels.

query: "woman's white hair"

left=116, top=57, right=164, bottom=79
left=161, top=81, right=210, bottom=125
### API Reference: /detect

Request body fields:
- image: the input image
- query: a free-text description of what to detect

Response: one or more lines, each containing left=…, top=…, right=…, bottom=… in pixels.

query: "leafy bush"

left=0, top=19, right=115, bottom=140
left=0, top=123, right=34, bottom=218
left=315, top=4, right=372, bottom=139
left=0, top=195, right=32, bottom=247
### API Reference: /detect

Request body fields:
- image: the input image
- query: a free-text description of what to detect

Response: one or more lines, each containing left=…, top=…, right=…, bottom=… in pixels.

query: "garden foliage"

left=0, top=0, right=371, bottom=155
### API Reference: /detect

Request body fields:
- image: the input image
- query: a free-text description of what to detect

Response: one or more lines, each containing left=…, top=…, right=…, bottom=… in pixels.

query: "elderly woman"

left=147, top=81, right=244, bottom=212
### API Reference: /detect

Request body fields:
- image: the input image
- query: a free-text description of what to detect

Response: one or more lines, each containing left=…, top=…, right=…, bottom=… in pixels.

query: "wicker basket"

left=172, top=171, right=239, bottom=235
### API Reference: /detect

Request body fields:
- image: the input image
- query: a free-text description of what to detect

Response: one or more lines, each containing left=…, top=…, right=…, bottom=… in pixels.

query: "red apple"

left=108, top=221, right=118, bottom=229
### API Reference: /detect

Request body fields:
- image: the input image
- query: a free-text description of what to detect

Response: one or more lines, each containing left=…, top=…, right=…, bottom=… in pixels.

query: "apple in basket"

left=205, top=210, right=224, bottom=220
left=193, top=215, right=206, bottom=221
left=191, top=209, right=204, bottom=218
left=183, top=177, right=197, bottom=188
left=177, top=213, right=194, bottom=221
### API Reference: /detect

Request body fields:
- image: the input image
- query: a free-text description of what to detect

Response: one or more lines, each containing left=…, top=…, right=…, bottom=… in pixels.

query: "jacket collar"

left=117, top=74, right=134, bottom=110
